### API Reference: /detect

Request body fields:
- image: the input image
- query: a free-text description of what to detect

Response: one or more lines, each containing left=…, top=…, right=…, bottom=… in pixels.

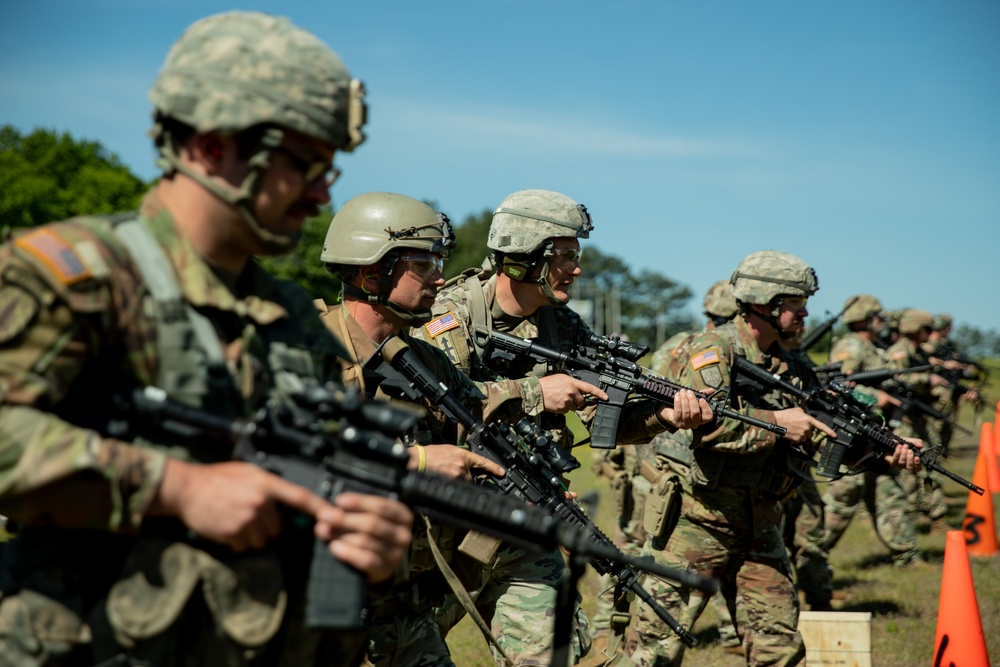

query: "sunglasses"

left=272, top=145, right=341, bottom=187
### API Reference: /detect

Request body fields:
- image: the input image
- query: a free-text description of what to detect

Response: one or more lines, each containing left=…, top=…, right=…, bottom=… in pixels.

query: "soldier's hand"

left=875, top=390, right=902, bottom=409
left=151, top=459, right=326, bottom=552
left=773, top=407, right=837, bottom=443
left=314, top=493, right=414, bottom=584
left=410, top=444, right=505, bottom=481
left=885, top=438, right=923, bottom=471
left=657, top=389, right=714, bottom=430
left=539, top=373, right=609, bottom=413
left=930, top=373, right=950, bottom=388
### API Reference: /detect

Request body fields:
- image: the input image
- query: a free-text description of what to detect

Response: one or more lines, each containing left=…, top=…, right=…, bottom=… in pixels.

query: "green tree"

left=0, top=125, right=148, bottom=230
left=445, top=208, right=492, bottom=278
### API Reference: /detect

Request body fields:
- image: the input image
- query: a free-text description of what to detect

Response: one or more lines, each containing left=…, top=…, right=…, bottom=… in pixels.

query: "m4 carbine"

left=365, top=335, right=718, bottom=648
left=729, top=357, right=983, bottom=495
left=115, top=384, right=680, bottom=633
left=486, top=330, right=786, bottom=450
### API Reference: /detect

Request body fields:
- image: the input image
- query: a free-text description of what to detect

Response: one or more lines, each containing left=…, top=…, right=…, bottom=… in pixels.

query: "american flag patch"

left=15, top=228, right=92, bottom=285
left=689, top=348, right=721, bottom=370
left=425, top=312, right=460, bottom=338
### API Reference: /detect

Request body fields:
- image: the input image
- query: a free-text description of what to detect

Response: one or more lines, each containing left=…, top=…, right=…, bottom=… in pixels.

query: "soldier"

left=413, top=188, right=712, bottom=666
left=0, top=12, right=412, bottom=667
left=924, top=313, right=981, bottom=456
left=316, top=192, right=510, bottom=666
left=625, top=280, right=741, bottom=656
left=885, top=309, right=953, bottom=530
left=820, top=296, right=924, bottom=568
left=629, top=252, right=920, bottom=667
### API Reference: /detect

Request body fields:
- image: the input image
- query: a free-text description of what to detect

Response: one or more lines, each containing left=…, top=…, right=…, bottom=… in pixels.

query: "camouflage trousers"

left=631, top=486, right=803, bottom=667
left=435, top=544, right=591, bottom=666
left=591, top=499, right=737, bottom=655
left=782, top=479, right=832, bottom=607
left=364, top=605, right=453, bottom=667
left=821, top=470, right=921, bottom=567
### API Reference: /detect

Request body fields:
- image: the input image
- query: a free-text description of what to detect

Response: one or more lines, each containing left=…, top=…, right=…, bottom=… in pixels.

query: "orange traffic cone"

left=980, top=422, right=1000, bottom=494
left=933, top=531, right=990, bottom=667
left=962, top=451, right=998, bottom=556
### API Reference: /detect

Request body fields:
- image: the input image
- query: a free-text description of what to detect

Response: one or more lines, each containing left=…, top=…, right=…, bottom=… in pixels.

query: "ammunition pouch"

left=640, top=459, right=683, bottom=551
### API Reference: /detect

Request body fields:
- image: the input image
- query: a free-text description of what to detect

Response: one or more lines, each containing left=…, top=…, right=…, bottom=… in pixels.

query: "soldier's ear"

left=191, top=133, right=227, bottom=173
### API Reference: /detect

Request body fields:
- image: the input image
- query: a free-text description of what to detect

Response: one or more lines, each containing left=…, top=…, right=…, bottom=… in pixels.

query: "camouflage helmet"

left=149, top=11, right=366, bottom=151
left=730, top=250, right=819, bottom=304
left=882, top=309, right=902, bottom=330
left=842, top=294, right=883, bottom=324
left=703, top=280, right=738, bottom=319
left=487, top=189, right=594, bottom=255
left=321, top=192, right=454, bottom=266
left=898, top=308, right=934, bottom=334
left=933, top=312, right=953, bottom=331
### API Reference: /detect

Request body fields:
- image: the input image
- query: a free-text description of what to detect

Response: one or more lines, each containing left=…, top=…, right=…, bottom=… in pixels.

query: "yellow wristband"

left=415, top=445, right=427, bottom=473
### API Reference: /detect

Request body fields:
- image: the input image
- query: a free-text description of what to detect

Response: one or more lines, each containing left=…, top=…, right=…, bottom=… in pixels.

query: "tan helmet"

left=321, top=192, right=454, bottom=266
left=730, top=250, right=819, bottom=305
left=322, top=192, right=453, bottom=327
left=898, top=309, right=934, bottom=334
left=703, top=280, right=738, bottom=319
left=487, top=189, right=593, bottom=255
left=842, top=294, right=883, bottom=324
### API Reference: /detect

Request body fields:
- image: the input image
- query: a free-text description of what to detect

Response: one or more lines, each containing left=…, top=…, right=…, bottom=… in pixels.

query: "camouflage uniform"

left=885, top=336, right=948, bottom=527
left=415, top=269, right=671, bottom=666
left=626, top=330, right=740, bottom=651
left=321, top=303, right=497, bottom=667
left=822, top=332, right=921, bottom=567
left=0, top=193, right=363, bottom=666
left=778, top=348, right=832, bottom=611
left=631, top=314, right=807, bottom=667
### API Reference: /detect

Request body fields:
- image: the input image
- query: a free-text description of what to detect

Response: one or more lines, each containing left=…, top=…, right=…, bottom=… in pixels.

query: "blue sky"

left=3, top=1, right=999, bottom=333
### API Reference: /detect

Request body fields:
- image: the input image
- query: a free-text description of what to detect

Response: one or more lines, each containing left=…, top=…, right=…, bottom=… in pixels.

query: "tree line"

left=3, top=124, right=998, bottom=356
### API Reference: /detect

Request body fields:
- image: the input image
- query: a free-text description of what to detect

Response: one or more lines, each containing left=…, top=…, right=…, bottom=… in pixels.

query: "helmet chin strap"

left=154, top=124, right=301, bottom=255
left=340, top=274, right=434, bottom=327
left=749, top=303, right=798, bottom=340
left=535, top=260, right=569, bottom=307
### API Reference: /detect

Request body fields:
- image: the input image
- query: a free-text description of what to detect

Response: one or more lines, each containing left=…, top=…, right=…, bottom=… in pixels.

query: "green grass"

left=447, top=379, right=1000, bottom=666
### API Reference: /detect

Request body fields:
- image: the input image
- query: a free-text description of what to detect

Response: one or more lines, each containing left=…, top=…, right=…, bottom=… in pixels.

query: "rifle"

left=115, top=385, right=687, bottom=633
left=364, top=335, right=717, bottom=648
left=799, top=296, right=859, bottom=352
left=485, top=330, right=787, bottom=450
left=728, top=357, right=984, bottom=495
left=827, top=364, right=934, bottom=387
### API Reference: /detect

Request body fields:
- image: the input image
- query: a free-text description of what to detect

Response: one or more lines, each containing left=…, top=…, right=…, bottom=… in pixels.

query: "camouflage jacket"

left=663, top=314, right=808, bottom=496
left=412, top=269, right=670, bottom=447
left=829, top=331, right=887, bottom=402
left=0, top=190, right=350, bottom=655
left=885, top=336, right=936, bottom=440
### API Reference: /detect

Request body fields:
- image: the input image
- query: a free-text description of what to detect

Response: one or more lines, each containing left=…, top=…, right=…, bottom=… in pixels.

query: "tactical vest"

left=444, top=267, right=586, bottom=441
left=687, top=324, right=804, bottom=500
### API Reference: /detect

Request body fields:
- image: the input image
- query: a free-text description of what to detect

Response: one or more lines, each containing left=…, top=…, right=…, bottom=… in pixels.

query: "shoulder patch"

left=0, top=285, right=40, bottom=344
left=689, top=347, right=722, bottom=370
left=891, top=349, right=907, bottom=360
left=833, top=351, right=851, bottom=361
left=14, top=228, right=92, bottom=286
left=424, top=312, right=460, bottom=338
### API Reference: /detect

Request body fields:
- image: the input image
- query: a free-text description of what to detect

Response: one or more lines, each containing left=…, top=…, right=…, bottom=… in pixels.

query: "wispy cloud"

left=376, top=95, right=766, bottom=159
